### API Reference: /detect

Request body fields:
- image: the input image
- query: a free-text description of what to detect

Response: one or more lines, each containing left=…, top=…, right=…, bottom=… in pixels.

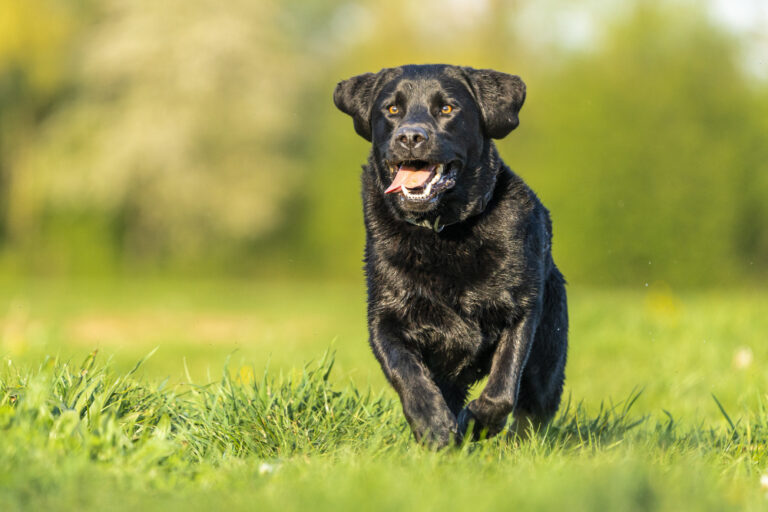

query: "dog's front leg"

left=370, top=320, right=459, bottom=448
left=458, top=300, right=542, bottom=440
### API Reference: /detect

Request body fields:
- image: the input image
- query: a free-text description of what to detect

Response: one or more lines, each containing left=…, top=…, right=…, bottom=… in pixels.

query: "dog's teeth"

left=428, top=167, right=442, bottom=187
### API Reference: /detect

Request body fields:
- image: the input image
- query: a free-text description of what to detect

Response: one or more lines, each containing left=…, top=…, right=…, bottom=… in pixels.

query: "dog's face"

left=334, top=64, right=525, bottom=219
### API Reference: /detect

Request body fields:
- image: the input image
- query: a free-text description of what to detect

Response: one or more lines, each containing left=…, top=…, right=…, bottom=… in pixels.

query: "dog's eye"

left=440, top=105, right=453, bottom=114
left=388, top=105, right=399, bottom=115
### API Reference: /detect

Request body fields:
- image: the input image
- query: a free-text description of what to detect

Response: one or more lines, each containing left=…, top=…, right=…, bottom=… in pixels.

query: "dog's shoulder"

left=485, top=167, right=552, bottom=238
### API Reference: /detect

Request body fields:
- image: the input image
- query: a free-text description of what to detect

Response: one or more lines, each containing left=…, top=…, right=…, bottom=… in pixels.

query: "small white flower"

left=760, top=473, right=768, bottom=492
left=258, top=462, right=276, bottom=475
left=733, top=347, right=753, bottom=370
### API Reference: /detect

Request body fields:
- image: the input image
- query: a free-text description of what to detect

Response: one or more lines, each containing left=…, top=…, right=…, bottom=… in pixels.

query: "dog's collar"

left=405, top=215, right=445, bottom=232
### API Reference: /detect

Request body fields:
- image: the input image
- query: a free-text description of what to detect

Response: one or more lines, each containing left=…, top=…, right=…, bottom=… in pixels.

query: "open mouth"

left=384, top=160, right=457, bottom=202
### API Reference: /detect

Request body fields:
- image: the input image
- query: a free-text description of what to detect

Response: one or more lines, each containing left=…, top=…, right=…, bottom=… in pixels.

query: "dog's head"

left=334, top=64, right=525, bottom=224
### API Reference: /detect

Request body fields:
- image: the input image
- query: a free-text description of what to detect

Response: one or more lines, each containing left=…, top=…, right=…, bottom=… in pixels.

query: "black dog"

left=334, top=64, right=567, bottom=447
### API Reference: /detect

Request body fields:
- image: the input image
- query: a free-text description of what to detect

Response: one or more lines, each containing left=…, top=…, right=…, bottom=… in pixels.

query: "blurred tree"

left=505, top=3, right=768, bottom=286
left=0, top=0, right=82, bottom=245
left=9, top=0, right=307, bottom=267
left=0, top=0, right=766, bottom=284
left=306, top=0, right=768, bottom=285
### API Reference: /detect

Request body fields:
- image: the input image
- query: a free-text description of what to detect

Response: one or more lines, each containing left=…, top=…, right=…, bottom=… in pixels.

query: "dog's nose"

left=395, top=125, right=429, bottom=149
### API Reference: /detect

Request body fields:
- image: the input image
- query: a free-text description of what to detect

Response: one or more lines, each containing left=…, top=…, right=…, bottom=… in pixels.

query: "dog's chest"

left=385, top=273, right=515, bottom=379
left=370, top=212, right=525, bottom=380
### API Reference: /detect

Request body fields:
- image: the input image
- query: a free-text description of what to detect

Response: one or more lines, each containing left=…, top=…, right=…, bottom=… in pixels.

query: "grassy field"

left=1, top=278, right=767, bottom=510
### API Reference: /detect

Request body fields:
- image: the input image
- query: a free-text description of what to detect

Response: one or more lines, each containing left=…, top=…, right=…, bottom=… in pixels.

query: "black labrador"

left=334, top=64, right=568, bottom=447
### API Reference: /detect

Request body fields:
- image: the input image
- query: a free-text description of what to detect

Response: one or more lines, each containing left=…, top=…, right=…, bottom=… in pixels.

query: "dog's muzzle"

left=385, top=160, right=457, bottom=202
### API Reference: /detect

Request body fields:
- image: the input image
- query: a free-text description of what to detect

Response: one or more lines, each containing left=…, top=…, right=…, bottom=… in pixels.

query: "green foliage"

left=509, top=5, right=768, bottom=286
left=6, top=0, right=307, bottom=265
left=0, top=0, right=767, bottom=285
left=2, top=278, right=767, bottom=420
left=0, top=280, right=767, bottom=509
left=1, top=350, right=767, bottom=511
left=0, top=350, right=403, bottom=462
left=300, top=1, right=768, bottom=285
left=0, top=0, right=88, bottom=243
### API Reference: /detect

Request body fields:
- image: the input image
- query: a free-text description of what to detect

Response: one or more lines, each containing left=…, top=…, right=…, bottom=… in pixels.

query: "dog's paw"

left=457, top=401, right=507, bottom=441
left=414, top=426, right=458, bottom=450
left=409, top=411, right=459, bottom=449
left=411, top=417, right=459, bottom=450
left=402, top=393, right=460, bottom=449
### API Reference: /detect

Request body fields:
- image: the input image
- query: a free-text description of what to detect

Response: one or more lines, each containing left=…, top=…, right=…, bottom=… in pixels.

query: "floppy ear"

left=462, top=68, right=526, bottom=139
left=333, top=72, right=380, bottom=141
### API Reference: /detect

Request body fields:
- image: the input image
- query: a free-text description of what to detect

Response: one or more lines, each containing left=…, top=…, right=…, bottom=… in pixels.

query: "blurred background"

left=1, top=0, right=767, bottom=285
left=0, top=0, right=767, bottom=414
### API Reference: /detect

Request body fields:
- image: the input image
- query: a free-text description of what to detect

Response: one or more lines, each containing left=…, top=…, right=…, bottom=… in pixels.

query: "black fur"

left=334, top=64, right=568, bottom=448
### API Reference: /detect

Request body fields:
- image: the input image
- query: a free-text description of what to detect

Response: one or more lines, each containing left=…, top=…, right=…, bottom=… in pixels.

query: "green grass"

left=1, top=278, right=768, bottom=510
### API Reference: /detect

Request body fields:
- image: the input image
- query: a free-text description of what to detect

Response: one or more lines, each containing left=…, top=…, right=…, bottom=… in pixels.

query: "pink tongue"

left=385, top=166, right=434, bottom=194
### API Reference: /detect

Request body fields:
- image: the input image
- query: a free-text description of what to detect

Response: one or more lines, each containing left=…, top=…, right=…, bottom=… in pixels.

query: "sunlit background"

left=2, top=0, right=767, bottom=284
left=0, top=0, right=767, bottom=395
